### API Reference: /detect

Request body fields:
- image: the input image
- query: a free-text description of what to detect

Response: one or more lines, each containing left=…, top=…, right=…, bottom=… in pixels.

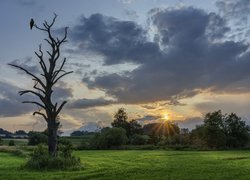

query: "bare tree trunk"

left=48, top=122, right=58, bottom=156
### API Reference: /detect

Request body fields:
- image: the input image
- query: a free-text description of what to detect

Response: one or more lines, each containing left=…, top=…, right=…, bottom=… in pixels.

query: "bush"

left=9, top=140, right=15, bottom=146
left=130, top=134, right=149, bottom=145
left=25, top=144, right=81, bottom=170
left=91, top=127, right=128, bottom=149
left=58, top=137, right=73, bottom=146
left=28, top=131, right=48, bottom=145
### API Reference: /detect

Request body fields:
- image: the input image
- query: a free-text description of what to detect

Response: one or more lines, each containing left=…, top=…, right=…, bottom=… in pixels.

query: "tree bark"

left=48, top=122, right=58, bottom=156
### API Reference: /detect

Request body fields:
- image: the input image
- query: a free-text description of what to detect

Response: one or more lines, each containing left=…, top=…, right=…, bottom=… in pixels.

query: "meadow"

left=1, top=150, right=250, bottom=179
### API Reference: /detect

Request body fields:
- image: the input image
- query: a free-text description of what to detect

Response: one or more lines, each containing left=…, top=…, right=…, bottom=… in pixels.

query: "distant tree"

left=112, top=108, right=142, bottom=137
left=130, top=134, right=149, bottom=145
left=9, top=14, right=72, bottom=156
left=143, top=122, right=180, bottom=145
left=91, top=127, right=128, bottom=149
left=203, top=110, right=226, bottom=148
left=15, top=130, right=27, bottom=135
left=129, top=120, right=143, bottom=135
left=191, top=110, right=249, bottom=149
left=224, top=113, right=249, bottom=148
left=112, top=108, right=130, bottom=134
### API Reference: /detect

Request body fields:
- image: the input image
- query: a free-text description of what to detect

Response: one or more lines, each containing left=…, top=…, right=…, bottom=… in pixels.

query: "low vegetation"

left=1, top=150, right=250, bottom=179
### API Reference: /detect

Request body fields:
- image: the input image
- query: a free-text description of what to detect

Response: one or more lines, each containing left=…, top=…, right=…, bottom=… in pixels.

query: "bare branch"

left=52, top=58, right=66, bottom=81
left=33, top=111, right=48, bottom=121
left=53, top=71, right=73, bottom=85
left=56, top=101, right=67, bottom=116
left=19, top=90, right=44, bottom=99
left=9, top=64, right=46, bottom=89
left=22, top=101, right=46, bottom=110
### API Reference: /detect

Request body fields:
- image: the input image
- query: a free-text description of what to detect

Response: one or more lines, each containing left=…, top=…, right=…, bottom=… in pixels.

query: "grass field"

left=1, top=150, right=250, bottom=179
left=1, top=138, right=28, bottom=146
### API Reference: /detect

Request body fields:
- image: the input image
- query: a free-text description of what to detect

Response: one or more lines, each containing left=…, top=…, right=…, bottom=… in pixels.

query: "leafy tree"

left=112, top=108, right=142, bottom=137
left=224, top=113, right=249, bottom=148
left=112, top=108, right=130, bottom=134
left=129, top=119, right=143, bottom=135
left=191, top=110, right=249, bottom=149
left=9, top=14, right=72, bottom=156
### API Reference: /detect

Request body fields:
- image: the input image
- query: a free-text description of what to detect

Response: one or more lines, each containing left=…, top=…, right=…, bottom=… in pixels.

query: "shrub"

left=91, top=127, right=128, bottom=149
left=58, top=137, right=73, bottom=146
left=28, top=131, right=48, bottom=145
left=9, top=140, right=15, bottom=146
left=25, top=144, right=81, bottom=170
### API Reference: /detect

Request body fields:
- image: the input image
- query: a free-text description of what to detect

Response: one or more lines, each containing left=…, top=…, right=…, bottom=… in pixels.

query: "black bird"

left=30, top=18, right=34, bottom=30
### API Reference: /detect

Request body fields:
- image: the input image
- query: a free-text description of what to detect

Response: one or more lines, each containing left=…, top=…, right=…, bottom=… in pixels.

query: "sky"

left=1, top=0, right=250, bottom=133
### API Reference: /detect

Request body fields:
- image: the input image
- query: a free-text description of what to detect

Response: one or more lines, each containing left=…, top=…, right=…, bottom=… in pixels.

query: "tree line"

left=75, top=108, right=250, bottom=150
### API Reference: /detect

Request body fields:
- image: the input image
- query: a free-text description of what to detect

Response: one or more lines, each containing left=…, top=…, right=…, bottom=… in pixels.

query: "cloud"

left=69, top=7, right=250, bottom=105
left=52, top=82, right=73, bottom=102
left=118, top=0, right=137, bottom=4
left=68, top=98, right=115, bottom=109
left=136, top=115, right=162, bottom=124
left=177, top=117, right=203, bottom=130
left=70, top=13, right=161, bottom=65
left=216, top=0, right=250, bottom=22
left=0, top=81, right=34, bottom=117
left=9, top=57, right=40, bottom=75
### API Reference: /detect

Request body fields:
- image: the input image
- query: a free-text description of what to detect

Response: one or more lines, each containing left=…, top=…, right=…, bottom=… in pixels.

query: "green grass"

left=1, top=138, right=28, bottom=146
left=1, top=150, right=250, bottom=179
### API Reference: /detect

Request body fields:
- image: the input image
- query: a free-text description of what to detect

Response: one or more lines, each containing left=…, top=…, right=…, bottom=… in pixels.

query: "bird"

left=30, top=18, right=34, bottom=30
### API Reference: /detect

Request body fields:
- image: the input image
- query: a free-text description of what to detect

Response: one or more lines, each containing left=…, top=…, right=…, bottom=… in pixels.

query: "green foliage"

left=25, top=144, right=81, bottom=170
left=112, top=108, right=143, bottom=137
left=91, top=127, right=128, bottom=149
left=191, top=110, right=249, bottom=149
left=28, top=131, right=48, bottom=145
left=130, top=134, right=149, bottom=145
left=8, top=140, right=15, bottom=146
left=143, top=121, right=180, bottom=145
left=224, top=113, right=249, bottom=148
left=58, top=137, right=73, bottom=146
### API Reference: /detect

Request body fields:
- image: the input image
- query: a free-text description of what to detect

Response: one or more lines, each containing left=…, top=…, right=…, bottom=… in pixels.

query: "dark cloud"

left=70, top=13, right=161, bottom=65
left=216, top=0, right=250, bottom=23
left=68, top=98, right=115, bottom=109
left=9, top=57, right=40, bottom=75
left=0, top=81, right=34, bottom=117
left=52, top=83, right=73, bottom=102
left=14, top=0, right=37, bottom=7
left=70, top=7, right=250, bottom=104
left=136, top=115, right=161, bottom=124
left=177, top=117, right=203, bottom=130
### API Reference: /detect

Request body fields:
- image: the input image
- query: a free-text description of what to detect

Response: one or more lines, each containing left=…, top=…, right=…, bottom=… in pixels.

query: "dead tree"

left=9, top=14, right=73, bottom=156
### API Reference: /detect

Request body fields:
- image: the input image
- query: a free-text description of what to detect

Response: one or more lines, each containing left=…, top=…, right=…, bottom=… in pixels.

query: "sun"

left=163, top=114, right=169, bottom=121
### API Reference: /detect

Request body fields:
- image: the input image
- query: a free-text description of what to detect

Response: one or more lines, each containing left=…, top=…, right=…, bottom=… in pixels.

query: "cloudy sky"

left=1, top=0, right=250, bottom=132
